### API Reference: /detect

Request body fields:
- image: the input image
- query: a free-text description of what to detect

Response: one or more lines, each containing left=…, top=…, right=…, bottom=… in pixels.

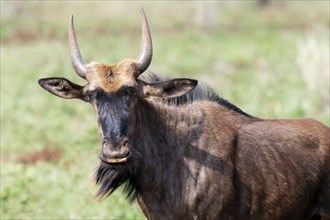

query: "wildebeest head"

left=38, top=8, right=197, bottom=165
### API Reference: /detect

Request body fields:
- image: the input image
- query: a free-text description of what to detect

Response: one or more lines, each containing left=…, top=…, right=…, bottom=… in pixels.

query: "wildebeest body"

left=234, top=119, right=329, bottom=219
left=122, top=98, right=330, bottom=219
left=38, top=9, right=330, bottom=220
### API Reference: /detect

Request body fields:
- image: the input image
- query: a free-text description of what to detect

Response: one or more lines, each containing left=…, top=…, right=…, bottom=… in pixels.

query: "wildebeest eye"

left=122, top=86, right=136, bottom=96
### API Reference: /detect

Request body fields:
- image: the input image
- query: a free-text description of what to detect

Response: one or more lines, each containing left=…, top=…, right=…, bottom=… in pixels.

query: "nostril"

left=123, top=139, right=128, bottom=147
left=102, top=138, right=111, bottom=148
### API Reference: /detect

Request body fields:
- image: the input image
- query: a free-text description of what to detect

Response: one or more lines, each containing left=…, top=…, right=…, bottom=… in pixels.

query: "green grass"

left=1, top=1, right=329, bottom=219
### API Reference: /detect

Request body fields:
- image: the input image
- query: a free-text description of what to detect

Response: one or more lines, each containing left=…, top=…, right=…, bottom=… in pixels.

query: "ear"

left=139, top=78, right=197, bottom=99
left=38, top=77, right=84, bottom=100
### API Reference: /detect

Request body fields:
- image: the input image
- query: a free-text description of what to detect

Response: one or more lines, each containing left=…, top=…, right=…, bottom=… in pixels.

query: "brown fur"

left=130, top=99, right=329, bottom=219
left=38, top=12, right=329, bottom=218
left=39, top=70, right=330, bottom=219
left=86, top=59, right=139, bottom=93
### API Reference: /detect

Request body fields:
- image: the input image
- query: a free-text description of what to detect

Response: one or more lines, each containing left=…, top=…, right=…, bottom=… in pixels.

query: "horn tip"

left=139, top=7, right=145, bottom=14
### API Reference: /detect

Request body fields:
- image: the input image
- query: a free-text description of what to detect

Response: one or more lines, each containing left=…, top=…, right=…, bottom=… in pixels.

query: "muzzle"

left=100, top=137, right=130, bottom=164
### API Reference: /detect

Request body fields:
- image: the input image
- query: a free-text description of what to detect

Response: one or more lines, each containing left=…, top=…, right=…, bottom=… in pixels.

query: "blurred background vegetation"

left=1, top=1, right=329, bottom=219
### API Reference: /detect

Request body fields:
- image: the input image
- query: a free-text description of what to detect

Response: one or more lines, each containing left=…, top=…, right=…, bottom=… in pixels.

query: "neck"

left=130, top=99, right=204, bottom=214
left=132, top=99, right=205, bottom=165
left=130, top=99, right=218, bottom=218
left=131, top=99, right=256, bottom=219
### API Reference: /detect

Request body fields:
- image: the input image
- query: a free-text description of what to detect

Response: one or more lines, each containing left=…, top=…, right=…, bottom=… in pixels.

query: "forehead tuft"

left=86, top=61, right=138, bottom=93
left=88, top=62, right=112, bottom=76
left=113, top=59, right=139, bottom=74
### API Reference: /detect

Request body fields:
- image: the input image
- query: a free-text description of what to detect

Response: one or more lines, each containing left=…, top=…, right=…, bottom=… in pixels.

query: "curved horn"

left=68, top=15, right=87, bottom=79
left=136, top=8, right=153, bottom=77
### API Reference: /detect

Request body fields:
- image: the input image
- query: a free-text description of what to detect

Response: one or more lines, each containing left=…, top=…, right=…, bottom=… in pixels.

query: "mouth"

left=99, top=152, right=131, bottom=164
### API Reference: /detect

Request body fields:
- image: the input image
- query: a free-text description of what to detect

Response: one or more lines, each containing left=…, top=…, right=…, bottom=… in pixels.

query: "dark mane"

left=141, top=73, right=253, bottom=118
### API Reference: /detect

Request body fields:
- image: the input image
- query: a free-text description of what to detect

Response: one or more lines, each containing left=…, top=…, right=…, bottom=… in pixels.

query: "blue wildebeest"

left=38, top=8, right=329, bottom=220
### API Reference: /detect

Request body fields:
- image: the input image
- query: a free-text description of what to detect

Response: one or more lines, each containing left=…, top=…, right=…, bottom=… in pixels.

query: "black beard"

left=94, top=160, right=138, bottom=202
